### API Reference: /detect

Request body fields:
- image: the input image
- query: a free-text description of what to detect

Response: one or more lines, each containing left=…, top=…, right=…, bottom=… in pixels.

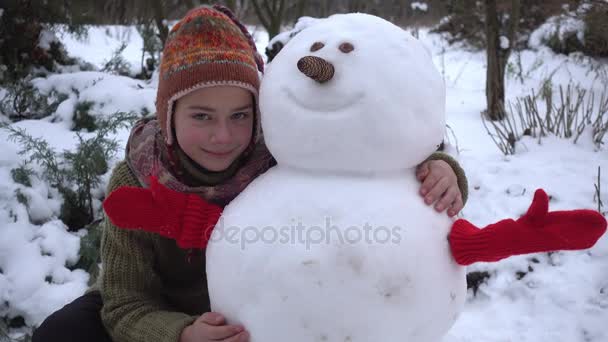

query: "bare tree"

left=151, top=0, right=170, bottom=46
left=251, top=0, right=287, bottom=40
left=484, top=0, right=521, bottom=120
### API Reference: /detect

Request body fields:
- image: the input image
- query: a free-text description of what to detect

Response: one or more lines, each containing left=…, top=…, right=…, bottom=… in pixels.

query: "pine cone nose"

left=297, top=56, right=335, bottom=83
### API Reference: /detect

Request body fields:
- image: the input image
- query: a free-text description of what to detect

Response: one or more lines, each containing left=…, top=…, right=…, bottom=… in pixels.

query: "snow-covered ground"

left=0, top=22, right=607, bottom=341
left=419, top=30, right=608, bottom=341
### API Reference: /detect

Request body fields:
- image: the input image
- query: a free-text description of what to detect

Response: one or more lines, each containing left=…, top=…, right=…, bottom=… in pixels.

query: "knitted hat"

left=156, top=5, right=264, bottom=145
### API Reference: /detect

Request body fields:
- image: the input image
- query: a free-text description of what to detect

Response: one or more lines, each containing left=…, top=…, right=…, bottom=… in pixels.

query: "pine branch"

left=2, top=124, right=64, bottom=187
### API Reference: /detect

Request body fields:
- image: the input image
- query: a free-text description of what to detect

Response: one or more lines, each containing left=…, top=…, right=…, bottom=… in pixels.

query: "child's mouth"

left=202, top=148, right=234, bottom=157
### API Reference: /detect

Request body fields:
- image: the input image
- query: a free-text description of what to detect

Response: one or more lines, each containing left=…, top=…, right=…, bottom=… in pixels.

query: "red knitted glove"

left=449, top=189, right=607, bottom=266
left=102, top=176, right=223, bottom=249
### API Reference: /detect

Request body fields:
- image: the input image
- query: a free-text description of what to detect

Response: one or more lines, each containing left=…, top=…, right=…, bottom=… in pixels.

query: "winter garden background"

left=1, top=0, right=607, bottom=341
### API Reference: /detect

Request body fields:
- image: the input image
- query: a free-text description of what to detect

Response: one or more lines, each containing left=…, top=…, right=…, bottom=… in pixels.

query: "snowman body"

left=207, top=167, right=466, bottom=342
left=207, top=12, right=465, bottom=342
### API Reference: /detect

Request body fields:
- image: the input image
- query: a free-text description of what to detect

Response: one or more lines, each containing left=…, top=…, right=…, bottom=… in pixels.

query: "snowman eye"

left=310, top=42, right=325, bottom=52
left=339, top=42, right=355, bottom=53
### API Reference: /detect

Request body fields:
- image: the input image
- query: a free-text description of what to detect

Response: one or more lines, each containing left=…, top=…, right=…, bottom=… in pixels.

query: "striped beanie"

left=156, top=5, right=264, bottom=145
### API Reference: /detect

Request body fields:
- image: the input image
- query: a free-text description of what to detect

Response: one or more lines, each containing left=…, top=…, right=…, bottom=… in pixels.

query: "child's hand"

left=180, top=312, right=249, bottom=342
left=416, top=159, right=463, bottom=217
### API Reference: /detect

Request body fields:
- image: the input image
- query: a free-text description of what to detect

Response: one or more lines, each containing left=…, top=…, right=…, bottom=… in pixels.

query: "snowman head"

left=260, top=13, right=445, bottom=173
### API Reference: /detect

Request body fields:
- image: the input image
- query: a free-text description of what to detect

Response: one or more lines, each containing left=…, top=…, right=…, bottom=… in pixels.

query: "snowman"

left=101, top=11, right=607, bottom=342
left=205, top=13, right=607, bottom=342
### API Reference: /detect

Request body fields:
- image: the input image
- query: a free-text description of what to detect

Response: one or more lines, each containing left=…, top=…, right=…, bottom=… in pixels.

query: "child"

left=33, top=6, right=468, bottom=342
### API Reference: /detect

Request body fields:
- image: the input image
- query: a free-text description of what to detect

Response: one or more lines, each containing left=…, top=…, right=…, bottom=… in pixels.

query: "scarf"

left=124, top=117, right=275, bottom=207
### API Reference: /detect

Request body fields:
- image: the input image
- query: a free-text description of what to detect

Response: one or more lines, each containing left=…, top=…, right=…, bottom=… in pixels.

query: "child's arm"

left=416, top=152, right=468, bottom=217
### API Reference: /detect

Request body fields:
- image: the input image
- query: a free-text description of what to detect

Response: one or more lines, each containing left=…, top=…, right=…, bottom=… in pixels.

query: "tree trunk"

left=152, top=0, right=169, bottom=48
left=484, top=0, right=521, bottom=121
left=295, top=0, right=307, bottom=20
left=485, top=0, right=504, bottom=120
left=251, top=0, right=285, bottom=40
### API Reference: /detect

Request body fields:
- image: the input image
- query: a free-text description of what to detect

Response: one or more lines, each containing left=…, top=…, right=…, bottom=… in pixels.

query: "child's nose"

left=211, top=122, right=232, bottom=144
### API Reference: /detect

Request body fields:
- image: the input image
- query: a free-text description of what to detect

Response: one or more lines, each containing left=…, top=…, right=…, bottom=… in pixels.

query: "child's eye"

left=193, top=113, right=211, bottom=120
left=231, top=112, right=250, bottom=120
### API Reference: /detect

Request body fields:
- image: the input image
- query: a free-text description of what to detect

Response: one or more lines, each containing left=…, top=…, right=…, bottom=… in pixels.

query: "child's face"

left=173, top=86, right=255, bottom=172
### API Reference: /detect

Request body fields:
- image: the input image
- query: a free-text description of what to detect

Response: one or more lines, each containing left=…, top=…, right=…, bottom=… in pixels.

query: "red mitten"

left=102, top=176, right=223, bottom=249
left=449, top=189, right=607, bottom=266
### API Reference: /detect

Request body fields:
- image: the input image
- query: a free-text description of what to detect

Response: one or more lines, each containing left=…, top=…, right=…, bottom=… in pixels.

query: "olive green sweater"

left=92, top=161, right=207, bottom=342
left=91, top=153, right=468, bottom=342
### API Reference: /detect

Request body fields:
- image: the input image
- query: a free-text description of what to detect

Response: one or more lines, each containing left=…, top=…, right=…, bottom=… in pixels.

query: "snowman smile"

left=284, top=87, right=363, bottom=113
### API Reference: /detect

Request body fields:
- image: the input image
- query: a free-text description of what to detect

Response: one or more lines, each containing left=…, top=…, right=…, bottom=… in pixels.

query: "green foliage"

left=14, top=189, right=28, bottom=207
left=136, top=21, right=162, bottom=79
left=0, top=1, right=83, bottom=84
left=434, top=0, right=565, bottom=50
left=3, top=125, right=64, bottom=188
left=73, top=101, right=97, bottom=132
left=538, top=1, right=608, bottom=57
left=433, top=0, right=486, bottom=49
left=11, top=164, right=33, bottom=187
left=72, top=218, right=104, bottom=286
left=1, top=111, right=138, bottom=230
left=0, top=80, right=67, bottom=121
left=140, top=106, right=152, bottom=117
left=102, top=43, right=132, bottom=76
left=582, top=2, right=608, bottom=57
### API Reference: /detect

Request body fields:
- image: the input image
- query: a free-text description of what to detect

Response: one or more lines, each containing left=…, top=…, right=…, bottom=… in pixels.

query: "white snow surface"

left=31, top=71, right=156, bottom=129
left=0, top=13, right=606, bottom=342
left=0, top=136, right=89, bottom=329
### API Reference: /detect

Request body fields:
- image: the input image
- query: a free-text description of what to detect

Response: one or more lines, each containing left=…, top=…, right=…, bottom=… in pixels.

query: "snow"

left=500, top=35, right=510, bottom=49
left=0, top=160, right=88, bottom=328
left=59, top=25, right=144, bottom=74
left=37, top=29, right=59, bottom=50
left=0, top=11, right=606, bottom=342
left=59, top=24, right=270, bottom=70
left=411, top=2, right=429, bottom=12
left=529, top=14, right=585, bottom=49
left=31, top=71, right=155, bottom=129
left=420, top=27, right=608, bottom=340
left=262, top=13, right=444, bottom=173
left=0, top=107, right=132, bottom=337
